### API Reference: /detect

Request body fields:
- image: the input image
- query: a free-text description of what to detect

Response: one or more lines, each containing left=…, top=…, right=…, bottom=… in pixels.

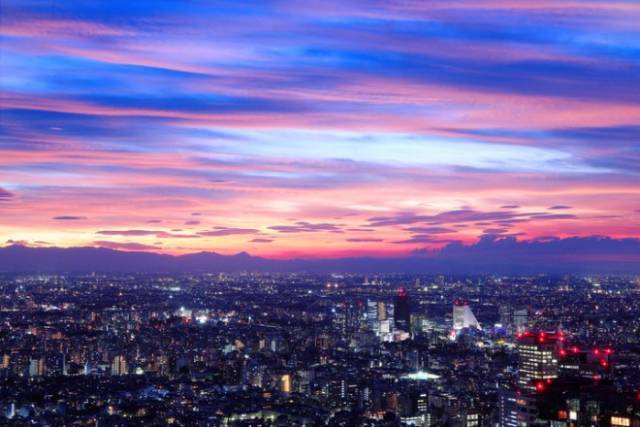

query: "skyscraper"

left=394, top=288, right=411, bottom=332
left=28, top=356, right=45, bottom=377
left=500, top=305, right=528, bottom=334
left=517, top=331, right=562, bottom=391
left=499, top=389, right=538, bottom=427
left=111, top=355, right=128, bottom=376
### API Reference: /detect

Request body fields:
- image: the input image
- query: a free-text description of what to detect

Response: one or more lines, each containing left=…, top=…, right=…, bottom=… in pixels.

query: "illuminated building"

left=28, top=356, right=45, bottom=377
left=499, top=389, right=538, bottom=427
left=611, top=416, right=631, bottom=426
left=453, top=300, right=481, bottom=331
left=500, top=305, right=528, bottom=334
left=367, top=299, right=393, bottom=334
left=558, top=346, right=613, bottom=380
left=111, top=355, right=128, bottom=376
left=280, top=374, right=291, bottom=393
left=1, top=354, right=9, bottom=369
left=517, top=331, right=562, bottom=391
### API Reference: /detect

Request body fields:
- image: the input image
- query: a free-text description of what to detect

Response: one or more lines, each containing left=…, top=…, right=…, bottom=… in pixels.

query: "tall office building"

left=111, top=355, right=128, bottom=376
left=453, top=300, right=481, bottom=331
left=394, top=288, right=411, bottom=332
left=280, top=373, right=292, bottom=393
left=1, top=354, right=10, bottom=369
left=28, top=356, right=45, bottom=377
left=367, top=299, right=394, bottom=333
left=499, top=388, right=538, bottom=427
left=500, top=305, right=528, bottom=334
left=517, top=331, right=562, bottom=391
left=366, top=300, right=377, bottom=322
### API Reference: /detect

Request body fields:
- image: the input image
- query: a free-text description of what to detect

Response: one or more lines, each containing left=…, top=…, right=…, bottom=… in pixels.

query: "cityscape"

left=0, top=273, right=639, bottom=425
left=2, top=0, right=640, bottom=426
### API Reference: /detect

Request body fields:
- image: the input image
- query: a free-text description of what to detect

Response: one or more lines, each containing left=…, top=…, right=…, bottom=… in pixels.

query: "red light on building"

left=605, top=348, right=613, bottom=355
left=571, top=346, right=580, bottom=353
left=600, top=359, right=609, bottom=368
left=535, top=382, right=545, bottom=392
left=593, top=348, right=600, bottom=356
left=559, top=349, right=567, bottom=357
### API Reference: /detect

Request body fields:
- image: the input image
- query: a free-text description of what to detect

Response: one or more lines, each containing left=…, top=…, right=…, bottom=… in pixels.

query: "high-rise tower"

left=517, top=331, right=562, bottom=391
left=394, top=288, right=411, bottom=332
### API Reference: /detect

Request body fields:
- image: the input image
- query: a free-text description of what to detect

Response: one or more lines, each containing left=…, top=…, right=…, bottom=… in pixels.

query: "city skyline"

left=2, top=0, right=640, bottom=260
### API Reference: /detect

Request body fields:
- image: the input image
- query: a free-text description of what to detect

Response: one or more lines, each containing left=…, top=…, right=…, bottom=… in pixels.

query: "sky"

left=1, top=0, right=639, bottom=259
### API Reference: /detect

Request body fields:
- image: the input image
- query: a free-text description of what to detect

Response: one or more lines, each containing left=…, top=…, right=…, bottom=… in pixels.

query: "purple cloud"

left=249, top=238, right=274, bottom=243
left=198, top=227, right=260, bottom=237
left=404, top=226, right=457, bottom=234
left=0, top=188, right=13, bottom=201
left=53, top=215, right=87, bottom=221
left=548, top=205, right=572, bottom=210
left=97, top=230, right=158, bottom=236
left=269, top=221, right=342, bottom=233
left=482, top=228, right=509, bottom=234
left=156, top=232, right=201, bottom=239
left=528, top=213, right=577, bottom=220
left=392, top=235, right=453, bottom=244
left=96, top=229, right=200, bottom=239
left=369, top=209, right=577, bottom=227
left=94, top=241, right=158, bottom=251
left=346, top=237, right=384, bottom=242
left=184, top=220, right=200, bottom=225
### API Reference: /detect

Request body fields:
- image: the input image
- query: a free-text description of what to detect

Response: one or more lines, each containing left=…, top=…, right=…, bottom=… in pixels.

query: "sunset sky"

left=1, top=0, right=639, bottom=258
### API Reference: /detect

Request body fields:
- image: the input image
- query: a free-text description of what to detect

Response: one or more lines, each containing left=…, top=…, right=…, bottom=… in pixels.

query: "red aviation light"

left=397, top=287, right=407, bottom=297
left=605, top=347, right=613, bottom=355
left=535, top=382, right=546, bottom=392
left=593, top=348, right=600, bottom=356
left=559, top=349, right=567, bottom=357
left=571, top=346, right=580, bottom=353
left=600, top=359, right=609, bottom=368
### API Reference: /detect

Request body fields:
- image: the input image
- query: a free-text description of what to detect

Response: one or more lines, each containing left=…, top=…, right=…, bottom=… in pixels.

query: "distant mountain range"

left=1, top=235, right=639, bottom=274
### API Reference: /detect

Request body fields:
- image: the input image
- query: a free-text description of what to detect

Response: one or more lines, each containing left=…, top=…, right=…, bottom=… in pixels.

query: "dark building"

left=394, top=288, right=411, bottom=332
